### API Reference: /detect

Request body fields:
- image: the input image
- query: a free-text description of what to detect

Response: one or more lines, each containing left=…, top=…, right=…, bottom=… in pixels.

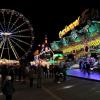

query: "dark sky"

left=0, top=0, right=99, bottom=49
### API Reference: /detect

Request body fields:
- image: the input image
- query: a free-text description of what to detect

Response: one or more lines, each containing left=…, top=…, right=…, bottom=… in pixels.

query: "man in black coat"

left=37, top=61, right=43, bottom=88
left=2, top=76, right=15, bottom=100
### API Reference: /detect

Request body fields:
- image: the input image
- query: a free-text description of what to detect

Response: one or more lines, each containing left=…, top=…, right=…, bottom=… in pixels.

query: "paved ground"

left=0, top=76, right=100, bottom=100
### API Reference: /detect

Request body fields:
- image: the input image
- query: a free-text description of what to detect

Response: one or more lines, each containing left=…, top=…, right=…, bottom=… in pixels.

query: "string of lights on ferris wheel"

left=0, top=9, right=33, bottom=60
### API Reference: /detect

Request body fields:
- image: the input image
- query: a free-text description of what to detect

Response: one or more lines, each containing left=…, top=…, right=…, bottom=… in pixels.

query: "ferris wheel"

left=0, top=9, right=34, bottom=60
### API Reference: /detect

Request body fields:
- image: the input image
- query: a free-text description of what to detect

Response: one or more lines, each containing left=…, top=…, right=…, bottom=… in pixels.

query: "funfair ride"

left=0, top=9, right=34, bottom=65
left=51, top=8, right=100, bottom=60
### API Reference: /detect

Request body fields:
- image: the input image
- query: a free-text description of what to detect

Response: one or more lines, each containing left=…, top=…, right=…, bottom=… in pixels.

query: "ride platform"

left=67, top=68, right=100, bottom=81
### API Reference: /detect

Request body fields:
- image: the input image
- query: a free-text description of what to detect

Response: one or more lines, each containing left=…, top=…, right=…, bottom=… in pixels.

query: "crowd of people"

left=78, top=55, right=100, bottom=74
left=0, top=60, right=67, bottom=100
left=0, top=55, right=100, bottom=100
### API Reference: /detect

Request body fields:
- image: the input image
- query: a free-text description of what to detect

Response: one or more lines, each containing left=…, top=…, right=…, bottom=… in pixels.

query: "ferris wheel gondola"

left=0, top=9, right=34, bottom=60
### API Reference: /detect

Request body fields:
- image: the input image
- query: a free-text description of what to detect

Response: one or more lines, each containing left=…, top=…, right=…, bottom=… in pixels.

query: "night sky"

left=0, top=0, right=99, bottom=50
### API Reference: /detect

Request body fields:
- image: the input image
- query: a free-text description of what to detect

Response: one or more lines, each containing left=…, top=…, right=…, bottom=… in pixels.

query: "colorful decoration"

left=59, top=16, right=80, bottom=38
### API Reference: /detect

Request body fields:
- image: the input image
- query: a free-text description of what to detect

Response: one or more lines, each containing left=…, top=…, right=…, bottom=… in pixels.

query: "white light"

left=1, top=32, right=12, bottom=36
left=62, top=85, right=74, bottom=89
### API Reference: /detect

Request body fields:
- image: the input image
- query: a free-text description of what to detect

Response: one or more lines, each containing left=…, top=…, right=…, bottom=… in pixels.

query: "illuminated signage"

left=59, top=16, right=80, bottom=38
left=62, top=38, right=100, bottom=54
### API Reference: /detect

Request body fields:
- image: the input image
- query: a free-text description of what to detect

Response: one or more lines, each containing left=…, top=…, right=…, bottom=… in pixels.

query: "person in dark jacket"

left=2, top=76, right=15, bottom=100
left=85, top=61, right=91, bottom=75
left=28, top=68, right=34, bottom=87
left=1, top=64, right=8, bottom=86
left=37, top=61, right=43, bottom=88
left=62, top=64, right=67, bottom=81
